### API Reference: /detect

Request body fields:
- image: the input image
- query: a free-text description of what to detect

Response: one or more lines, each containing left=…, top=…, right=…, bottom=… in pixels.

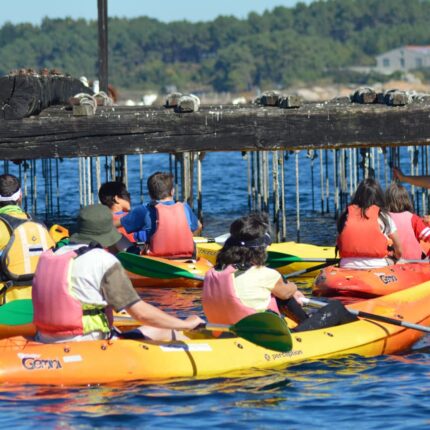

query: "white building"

left=375, top=45, right=430, bottom=74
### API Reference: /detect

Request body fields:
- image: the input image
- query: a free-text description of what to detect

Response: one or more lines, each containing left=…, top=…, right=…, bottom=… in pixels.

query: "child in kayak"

left=114, top=171, right=202, bottom=258
left=337, top=177, right=402, bottom=269
left=385, top=182, right=430, bottom=259
left=98, top=181, right=146, bottom=243
left=203, top=212, right=356, bottom=332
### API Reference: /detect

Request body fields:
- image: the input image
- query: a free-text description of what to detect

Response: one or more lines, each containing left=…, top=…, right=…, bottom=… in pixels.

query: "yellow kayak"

left=196, top=239, right=335, bottom=277
left=0, top=280, right=429, bottom=385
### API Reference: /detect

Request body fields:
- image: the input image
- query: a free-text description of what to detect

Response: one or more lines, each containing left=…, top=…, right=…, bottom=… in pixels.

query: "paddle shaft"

left=303, top=298, right=430, bottom=334
left=194, top=234, right=230, bottom=244
left=283, top=261, right=334, bottom=279
left=113, top=314, right=292, bottom=352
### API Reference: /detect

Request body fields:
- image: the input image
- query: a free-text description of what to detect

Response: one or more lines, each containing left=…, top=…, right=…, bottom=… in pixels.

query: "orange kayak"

left=313, top=262, right=430, bottom=303
left=1, top=280, right=430, bottom=385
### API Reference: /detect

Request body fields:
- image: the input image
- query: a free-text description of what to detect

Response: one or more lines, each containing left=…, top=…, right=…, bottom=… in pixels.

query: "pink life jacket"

left=202, top=265, right=280, bottom=325
left=390, top=211, right=423, bottom=260
left=149, top=202, right=194, bottom=258
left=32, top=248, right=107, bottom=337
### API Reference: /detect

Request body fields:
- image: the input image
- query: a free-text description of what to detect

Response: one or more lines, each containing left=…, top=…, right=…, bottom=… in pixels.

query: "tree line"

left=1, top=0, right=430, bottom=93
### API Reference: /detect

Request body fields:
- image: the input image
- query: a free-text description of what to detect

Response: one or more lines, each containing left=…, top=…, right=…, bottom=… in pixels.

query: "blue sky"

left=1, top=0, right=314, bottom=26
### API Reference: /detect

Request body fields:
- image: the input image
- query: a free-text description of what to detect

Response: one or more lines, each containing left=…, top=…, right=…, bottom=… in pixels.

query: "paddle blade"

left=49, top=224, right=70, bottom=243
left=266, top=251, right=301, bottom=268
left=0, top=299, right=33, bottom=325
left=117, top=252, right=204, bottom=281
left=232, top=312, right=293, bottom=352
left=267, top=251, right=339, bottom=269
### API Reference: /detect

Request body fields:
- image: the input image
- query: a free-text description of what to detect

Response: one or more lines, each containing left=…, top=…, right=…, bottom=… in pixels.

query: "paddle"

left=194, top=233, right=230, bottom=244
left=201, top=311, right=292, bottom=352
left=117, top=251, right=205, bottom=281
left=302, top=297, right=430, bottom=334
left=0, top=300, right=154, bottom=329
left=282, top=261, right=335, bottom=279
left=266, top=252, right=339, bottom=269
left=396, top=259, right=430, bottom=264
left=0, top=299, right=33, bottom=325
left=92, top=311, right=293, bottom=351
left=49, top=224, right=70, bottom=243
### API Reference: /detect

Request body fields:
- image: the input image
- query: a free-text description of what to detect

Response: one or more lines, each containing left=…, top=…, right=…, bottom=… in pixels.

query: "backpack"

left=0, top=213, right=54, bottom=282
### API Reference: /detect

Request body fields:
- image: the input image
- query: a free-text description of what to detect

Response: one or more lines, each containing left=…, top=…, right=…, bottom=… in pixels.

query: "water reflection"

left=0, top=351, right=427, bottom=428
left=138, top=287, right=201, bottom=315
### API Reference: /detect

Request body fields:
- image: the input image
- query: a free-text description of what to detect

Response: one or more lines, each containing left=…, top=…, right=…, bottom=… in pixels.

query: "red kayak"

left=312, top=262, right=430, bottom=303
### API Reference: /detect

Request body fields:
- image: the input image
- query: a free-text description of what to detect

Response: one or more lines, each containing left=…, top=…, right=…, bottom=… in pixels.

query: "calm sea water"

left=1, top=150, right=429, bottom=429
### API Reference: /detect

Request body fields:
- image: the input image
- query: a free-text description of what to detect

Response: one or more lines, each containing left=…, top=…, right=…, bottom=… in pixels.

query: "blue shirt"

left=115, top=211, right=147, bottom=243
left=120, top=200, right=198, bottom=241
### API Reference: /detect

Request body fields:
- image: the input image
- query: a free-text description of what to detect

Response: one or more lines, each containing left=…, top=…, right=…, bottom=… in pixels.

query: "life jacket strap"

left=82, top=308, right=105, bottom=316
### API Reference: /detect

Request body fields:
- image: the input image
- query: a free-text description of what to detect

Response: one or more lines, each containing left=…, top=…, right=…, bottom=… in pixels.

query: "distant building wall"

left=375, top=46, right=430, bottom=74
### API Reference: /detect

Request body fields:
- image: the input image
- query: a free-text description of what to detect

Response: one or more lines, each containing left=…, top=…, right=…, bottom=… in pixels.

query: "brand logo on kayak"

left=22, top=357, right=62, bottom=370
left=264, top=350, right=303, bottom=361
left=378, top=274, right=398, bottom=284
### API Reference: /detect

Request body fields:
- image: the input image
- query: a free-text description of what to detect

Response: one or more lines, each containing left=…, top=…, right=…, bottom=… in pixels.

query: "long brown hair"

left=337, top=177, right=390, bottom=233
left=385, top=182, right=414, bottom=213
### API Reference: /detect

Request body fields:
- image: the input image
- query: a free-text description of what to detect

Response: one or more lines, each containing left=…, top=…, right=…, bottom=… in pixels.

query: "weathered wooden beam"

left=1, top=102, right=430, bottom=160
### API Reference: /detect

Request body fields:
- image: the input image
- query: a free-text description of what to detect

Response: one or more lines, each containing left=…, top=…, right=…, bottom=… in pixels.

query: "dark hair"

left=98, top=181, right=130, bottom=208
left=385, top=182, right=414, bottom=213
left=0, top=174, right=20, bottom=207
left=147, top=172, right=174, bottom=200
left=337, top=177, right=390, bottom=233
left=215, top=212, right=270, bottom=270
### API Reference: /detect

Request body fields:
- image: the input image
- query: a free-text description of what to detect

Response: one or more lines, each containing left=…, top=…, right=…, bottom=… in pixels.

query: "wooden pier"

left=1, top=101, right=430, bottom=160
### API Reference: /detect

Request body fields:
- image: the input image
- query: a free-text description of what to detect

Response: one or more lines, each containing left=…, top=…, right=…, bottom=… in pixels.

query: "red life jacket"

left=202, top=265, right=280, bottom=325
left=113, top=212, right=135, bottom=243
left=32, top=248, right=109, bottom=338
left=148, top=202, right=194, bottom=258
left=390, top=211, right=423, bottom=260
left=337, top=205, right=388, bottom=258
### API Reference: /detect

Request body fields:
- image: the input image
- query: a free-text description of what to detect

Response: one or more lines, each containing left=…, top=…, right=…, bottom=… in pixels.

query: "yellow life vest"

left=0, top=214, right=55, bottom=282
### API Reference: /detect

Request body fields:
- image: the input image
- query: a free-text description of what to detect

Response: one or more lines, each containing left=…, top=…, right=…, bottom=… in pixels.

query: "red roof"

left=405, top=45, right=430, bottom=52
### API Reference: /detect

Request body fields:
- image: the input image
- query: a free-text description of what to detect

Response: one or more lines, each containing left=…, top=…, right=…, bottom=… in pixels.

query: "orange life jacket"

left=203, top=265, right=280, bottom=325
left=337, top=205, right=388, bottom=258
left=112, top=212, right=135, bottom=243
left=148, top=202, right=194, bottom=258
left=390, top=211, right=423, bottom=260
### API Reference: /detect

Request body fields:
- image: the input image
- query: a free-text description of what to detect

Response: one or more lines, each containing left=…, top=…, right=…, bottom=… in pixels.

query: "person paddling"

left=385, top=182, right=430, bottom=259
left=114, top=171, right=202, bottom=258
left=0, top=174, right=54, bottom=303
left=98, top=181, right=147, bottom=243
left=202, top=212, right=356, bottom=332
left=32, top=204, right=204, bottom=343
left=337, top=177, right=402, bottom=269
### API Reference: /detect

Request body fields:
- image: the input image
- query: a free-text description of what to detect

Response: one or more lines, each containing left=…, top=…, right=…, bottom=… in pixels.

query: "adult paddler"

left=32, top=204, right=204, bottom=343
left=0, top=174, right=54, bottom=303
